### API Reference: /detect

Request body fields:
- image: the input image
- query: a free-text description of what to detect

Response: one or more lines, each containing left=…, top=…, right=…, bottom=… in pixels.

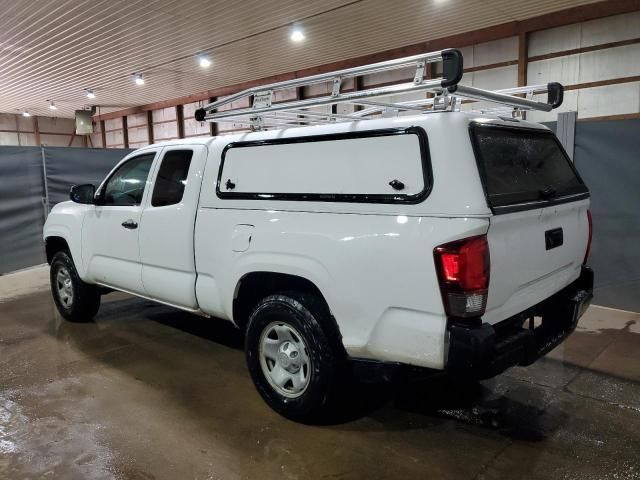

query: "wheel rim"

left=259, top=321, right=311, bottom=398
left=55, top=267, right=74, bottom=308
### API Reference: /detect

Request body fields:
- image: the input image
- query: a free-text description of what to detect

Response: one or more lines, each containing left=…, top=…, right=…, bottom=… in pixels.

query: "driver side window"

left=101, top=153, right=155, bottom=206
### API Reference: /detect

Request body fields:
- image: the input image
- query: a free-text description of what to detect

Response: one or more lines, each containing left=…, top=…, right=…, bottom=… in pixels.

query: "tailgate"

left=469, top=122, right=591, bottom=324
left=484, top=201, right=590, bottom=323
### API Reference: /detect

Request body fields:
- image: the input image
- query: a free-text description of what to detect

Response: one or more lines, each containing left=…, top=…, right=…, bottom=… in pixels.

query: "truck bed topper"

left=194, top=48, right=564, bottom=130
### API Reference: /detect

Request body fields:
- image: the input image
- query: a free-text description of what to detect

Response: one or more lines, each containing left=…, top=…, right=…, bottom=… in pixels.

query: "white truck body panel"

left=194, top=207, right=489, bottom=368
left=139, top=144, right=208, bottom=309
left=44, top=112, right=590, bottom=371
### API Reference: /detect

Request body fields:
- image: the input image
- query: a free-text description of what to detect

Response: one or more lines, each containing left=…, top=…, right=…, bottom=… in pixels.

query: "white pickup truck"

left=43, top=112, right=593, bottom=422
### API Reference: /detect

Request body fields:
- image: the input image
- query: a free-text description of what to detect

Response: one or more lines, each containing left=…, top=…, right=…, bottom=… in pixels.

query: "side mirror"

left=70, top=184, right=96, bottom=204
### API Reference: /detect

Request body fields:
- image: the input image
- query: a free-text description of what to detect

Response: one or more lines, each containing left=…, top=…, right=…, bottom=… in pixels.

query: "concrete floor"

left=1, top=268, right=639, bottom=480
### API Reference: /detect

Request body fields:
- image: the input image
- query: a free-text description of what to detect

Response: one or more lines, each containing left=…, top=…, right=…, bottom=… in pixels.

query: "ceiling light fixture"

left=198, top=55, right=212, bottom=68
left=22, top=111, right=31, bottom=117
left=134, top=73, right=145, bottom=85
left=85, top=88, right=96, bottom=99
left=290, top=26, right=305, bottom=42
left=48, top=100, right=57, bottom=110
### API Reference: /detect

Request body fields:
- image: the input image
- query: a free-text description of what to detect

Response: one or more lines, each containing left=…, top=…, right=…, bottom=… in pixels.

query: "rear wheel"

left=245, top=292, right=343, bottom=423
left=50, top=251, right=100, bottom=322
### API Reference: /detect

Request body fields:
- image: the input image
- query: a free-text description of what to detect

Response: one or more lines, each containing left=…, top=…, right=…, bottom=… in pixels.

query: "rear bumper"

left=447, top=266, right=593, bottom=379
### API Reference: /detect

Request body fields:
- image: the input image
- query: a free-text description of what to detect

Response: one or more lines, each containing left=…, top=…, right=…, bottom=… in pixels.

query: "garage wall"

left=0, top=147, right=47, bottom=273
left=0, top=146, right=132, bottom=275
left=44, top=147, right=133, bottom=207
left=573, top=118, right=640, bottom=312
left=527, top=12, right=640, bottom=123
left=127, top=112, right=151, bottom=149
left=0, top=113, right=85, bottom=147
left=104, top=117, right=125, bottom=148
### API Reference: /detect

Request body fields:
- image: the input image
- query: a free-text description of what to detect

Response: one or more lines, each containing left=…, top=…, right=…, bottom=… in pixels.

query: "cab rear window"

left=470, top=124, right=589, bottom=213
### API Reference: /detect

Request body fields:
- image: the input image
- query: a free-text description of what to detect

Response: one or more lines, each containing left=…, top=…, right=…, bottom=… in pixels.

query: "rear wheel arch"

left=233, top=271, right=344, bottom=353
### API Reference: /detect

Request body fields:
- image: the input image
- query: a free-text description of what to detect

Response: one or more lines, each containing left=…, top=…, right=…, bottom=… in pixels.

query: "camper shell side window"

left=216, top=127, right=432, bottom=204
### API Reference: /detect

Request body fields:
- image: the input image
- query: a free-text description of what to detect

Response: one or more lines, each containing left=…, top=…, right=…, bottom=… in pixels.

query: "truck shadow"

left=63, top=295, right=569, bottom=440
left=326, top=374, right=567, bottom=442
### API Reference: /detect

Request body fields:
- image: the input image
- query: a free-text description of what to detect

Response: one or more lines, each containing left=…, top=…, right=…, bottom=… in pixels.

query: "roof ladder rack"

left=194, top=49, right=564, bottom=130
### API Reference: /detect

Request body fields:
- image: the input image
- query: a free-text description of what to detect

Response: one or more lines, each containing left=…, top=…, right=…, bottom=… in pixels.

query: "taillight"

left=434, top=235, right=490, bottom=318
left=584, top=209, right=593, bottom=264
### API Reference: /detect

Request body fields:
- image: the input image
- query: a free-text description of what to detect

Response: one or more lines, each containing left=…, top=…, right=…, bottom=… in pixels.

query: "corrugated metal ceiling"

left=0, top=0, right=601, bottom=118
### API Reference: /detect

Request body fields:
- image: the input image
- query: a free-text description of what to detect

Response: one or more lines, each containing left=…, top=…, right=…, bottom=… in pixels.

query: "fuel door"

left=231, top=224, right=254, bottom=252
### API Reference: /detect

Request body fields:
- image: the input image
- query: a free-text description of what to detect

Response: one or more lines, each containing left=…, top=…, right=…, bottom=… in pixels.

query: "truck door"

left=82, top=150, right=159, bottom=295
left=139, top=145, right=207, bottom=309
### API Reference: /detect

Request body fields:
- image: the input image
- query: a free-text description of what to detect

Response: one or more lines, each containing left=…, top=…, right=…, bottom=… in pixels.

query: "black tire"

left=245, top=292, right=344, bottom=423
left=50, top=250, right=101, bottom=322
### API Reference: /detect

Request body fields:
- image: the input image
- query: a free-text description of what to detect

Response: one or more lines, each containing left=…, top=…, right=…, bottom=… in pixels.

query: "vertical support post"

left=34, top=115, right=41, bottom=146
left=41, top=147, right=50, bottom=220
left=353, top=77, right=363, bottom=112
left=209, top=98, right=217, bottom=137
left=518, top=32, right=529, bottom=120
left=425, top=63, right=435, bottom=107
left=100, top=120, right=107, bottom=148
left=518, top=32, right=528, bottom=87
left=557, top=111, right=577, bottom=161
left=294, top=88, right=305, bottom=123
left=176, top=105, right=185, bottom=139
left=122, top=116, right=129, bottom=148
left=15, top=114, right=22, bottom=146
left=147, top=110, right=154, bottom=145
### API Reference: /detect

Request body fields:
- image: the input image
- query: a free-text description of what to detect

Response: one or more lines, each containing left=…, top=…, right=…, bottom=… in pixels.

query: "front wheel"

left=50, top=251, right=101, bottom=322
left=245, top=292, right=344, bottom=423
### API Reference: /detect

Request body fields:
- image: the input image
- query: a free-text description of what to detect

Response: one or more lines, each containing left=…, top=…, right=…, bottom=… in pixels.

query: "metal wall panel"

left=529, top=12, right=640, bottom=57
left=216, top=96, right=250, bottom=134
left=578, top=45, right=640, bottom=83
left=0, top=147, right=46, bottom=274
left=38, top=117, right=75, bottom=135
left=0, top=146, right=134, bottom=274
left=580, top=11, right=640, bottom=47
left=153, top=122, right=178, bottom=141
left=528, top=56, right=580, bottom=87
left=529, top=23, right=582, bottom=57
left=184, top=101, right=211, bottom=138
left=574, top=119, right=640, bottom=312
left=472, top=36, right=518, bottom=67
left=577, top=82, right=640, bottom=118
left=127, top=112, right=150, bottom=148
left=90, top=122, right=104, bottom=149
left=104, top=117, right=125, bottom=148
left=471, top=65, right=518, bottom=90
left=44, top=147, right=132, bottom=208
left=556, top=111, right=577, bottom=160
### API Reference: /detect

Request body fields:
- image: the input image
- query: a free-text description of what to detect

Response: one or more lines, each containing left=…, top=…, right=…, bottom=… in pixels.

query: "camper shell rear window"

left=216, top=127, right=432, bottom=204
left=469, top=123, right=589, bottom=214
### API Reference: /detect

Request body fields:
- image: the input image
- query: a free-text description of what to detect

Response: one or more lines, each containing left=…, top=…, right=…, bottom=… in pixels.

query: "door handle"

left=121, top=219, right=138, bottom=229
